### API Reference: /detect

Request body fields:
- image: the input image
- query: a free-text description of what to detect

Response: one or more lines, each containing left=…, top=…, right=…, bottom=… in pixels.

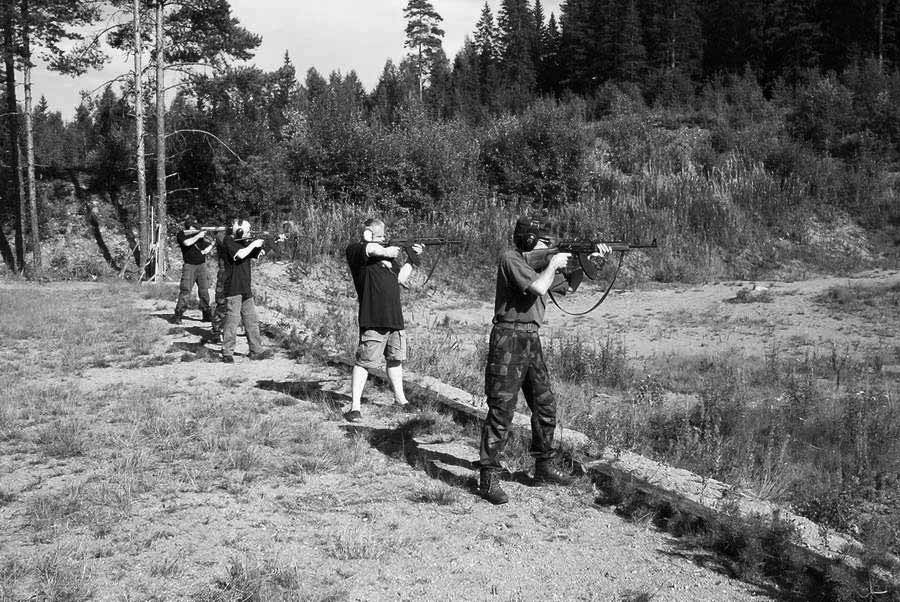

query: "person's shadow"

left=256, top=379, right=351, bottom=410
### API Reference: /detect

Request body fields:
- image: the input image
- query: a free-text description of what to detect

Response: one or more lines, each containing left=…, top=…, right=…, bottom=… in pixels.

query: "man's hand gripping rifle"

left=523, top=238, right=657, bottom=315
left=524, top=238, right=657, bottom=280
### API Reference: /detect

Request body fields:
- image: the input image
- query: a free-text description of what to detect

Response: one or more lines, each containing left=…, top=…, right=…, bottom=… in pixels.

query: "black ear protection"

left=513, top=216, right=546, bottom=251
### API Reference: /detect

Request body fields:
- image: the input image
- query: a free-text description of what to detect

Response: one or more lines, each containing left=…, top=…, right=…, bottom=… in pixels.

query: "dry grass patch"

left=35, top=418, right=88, bottom=457
left=198, top=554, right=348, bottom=601
left=324, top=527, right=407, bottom=561
left=409, top=482, right=461, bottom=505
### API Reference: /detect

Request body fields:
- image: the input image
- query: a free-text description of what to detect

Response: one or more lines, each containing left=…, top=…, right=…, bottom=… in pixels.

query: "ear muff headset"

left=513, top=216, right=548, bottom=252
left=362, top=228, right=374, bottom=242
left=232, top=220, right=250, bottom=240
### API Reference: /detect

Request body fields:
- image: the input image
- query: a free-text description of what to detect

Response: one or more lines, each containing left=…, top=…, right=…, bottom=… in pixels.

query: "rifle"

left=524, top=239, right=657, bottom=280
left=234, top=231, right=292, bottom=260
left=386, top=236, right=462, bottom=266
left=524, top=238, right=657, bottom=316
left=184, top=226, right=228, bottom=237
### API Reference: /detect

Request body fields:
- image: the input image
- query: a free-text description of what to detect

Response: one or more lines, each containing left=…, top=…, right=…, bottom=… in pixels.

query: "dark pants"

left=175, top=262, right=210, bottom=315
left=222, top=295, right=263, bottom=357
left=211, top=266, right=228, bottom=334
left=479, top=324, right=557, bottom=470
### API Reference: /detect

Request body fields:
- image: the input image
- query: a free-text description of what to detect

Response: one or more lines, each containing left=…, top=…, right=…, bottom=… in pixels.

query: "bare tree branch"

left=165, top=128, right=246, bottom=164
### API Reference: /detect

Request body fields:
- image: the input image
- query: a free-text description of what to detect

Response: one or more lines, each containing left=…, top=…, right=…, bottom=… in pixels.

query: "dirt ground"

left=3, top=263, right=899, bottom=600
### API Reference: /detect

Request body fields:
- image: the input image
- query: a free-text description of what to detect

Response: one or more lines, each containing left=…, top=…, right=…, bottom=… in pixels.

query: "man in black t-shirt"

left=220, top=220, right=273, bottom=363
left=174, top=217, right=213, bottom=325
left=344, top=218, right=423, bottom=422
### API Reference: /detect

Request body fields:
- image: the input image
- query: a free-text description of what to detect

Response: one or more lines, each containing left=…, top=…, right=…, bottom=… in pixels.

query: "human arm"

left=181, top=231, right=205, bottom=247
left=395, top=243, right=424, bottom=286
left=233, top=239, right=265, bottom=261
left=526, top=253, right=571, bottom=296
left=365, top=242, right=402, bottom=260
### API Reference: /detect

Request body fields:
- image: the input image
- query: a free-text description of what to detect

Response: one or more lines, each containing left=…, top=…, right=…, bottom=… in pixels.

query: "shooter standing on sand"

left=210, top=220, right=234, bottom=342
left=173, top=217, right=213, bottom=325
left=220, top=220, right=273, bottom=363
left=477, top=215, right=610, bottom=505
left=344, top=218, right=424, bottom=423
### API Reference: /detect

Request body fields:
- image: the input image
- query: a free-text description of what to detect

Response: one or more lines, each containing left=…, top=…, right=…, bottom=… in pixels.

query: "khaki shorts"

left=355, top=328, right=406, bottom=368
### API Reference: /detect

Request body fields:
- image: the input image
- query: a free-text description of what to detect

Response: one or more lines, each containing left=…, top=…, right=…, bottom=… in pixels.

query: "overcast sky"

left=30, top=0, right=563, bottom=120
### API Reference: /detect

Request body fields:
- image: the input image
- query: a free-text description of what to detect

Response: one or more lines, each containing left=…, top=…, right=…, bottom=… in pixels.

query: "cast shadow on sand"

left=255, top=379, right=351, bottom=410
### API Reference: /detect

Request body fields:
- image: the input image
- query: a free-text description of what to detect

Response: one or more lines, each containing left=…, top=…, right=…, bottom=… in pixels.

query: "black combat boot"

left=533, top=460, right=576, bottom=486
left=172, top=311, right=183, bottom=325
left=478, top=468, right=509, bottom=505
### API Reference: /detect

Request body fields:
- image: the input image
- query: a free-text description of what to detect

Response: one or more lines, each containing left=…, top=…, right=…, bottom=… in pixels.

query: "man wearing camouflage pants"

left=477, top=215, right=610, bottom=505
left=210, top=224, right=233, bottom=342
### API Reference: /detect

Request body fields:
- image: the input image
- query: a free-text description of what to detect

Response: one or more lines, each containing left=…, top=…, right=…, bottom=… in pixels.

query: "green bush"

left=479, top=99, right=594, bottom=206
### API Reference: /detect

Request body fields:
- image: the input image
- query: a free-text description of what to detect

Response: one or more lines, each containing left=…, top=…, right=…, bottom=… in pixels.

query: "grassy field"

left=1, top=280, right=784, bottom=600
left=256, top=262, right=900, bottom=577
left=0, top=283, right=400, bottom=599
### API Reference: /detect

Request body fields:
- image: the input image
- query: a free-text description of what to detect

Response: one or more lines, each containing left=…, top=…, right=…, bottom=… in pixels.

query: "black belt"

left=493, top=322, right=540, bottom=333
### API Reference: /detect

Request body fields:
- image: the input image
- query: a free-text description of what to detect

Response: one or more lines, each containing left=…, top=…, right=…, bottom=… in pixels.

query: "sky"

left=30, top=0, right=563, bottom=120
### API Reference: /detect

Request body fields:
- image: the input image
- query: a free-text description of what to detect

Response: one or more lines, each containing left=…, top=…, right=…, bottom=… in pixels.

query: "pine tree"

left=450, top=37, right=486, bottom=123
left=559, top=0, right=603, bottom=92
left=473, top=2, right=500, bottom=109
left=403, top=0, right=445, bottom=101
left=540, top=12, right=562, bottom=93
left=371, top=59, right=405, bottom=126
left=498, top=0, right=538, bottom=108
left=601, top=0, right=647, bottom=82
left=640, top=0, right=703, bottom=77
left=533, top=0, right=546, bottom=76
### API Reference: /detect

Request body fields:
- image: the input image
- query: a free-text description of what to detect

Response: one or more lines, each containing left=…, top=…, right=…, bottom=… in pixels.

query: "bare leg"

left=386, top=360, right=408, bottom=405
left=350, top=365, right=368, bottom=412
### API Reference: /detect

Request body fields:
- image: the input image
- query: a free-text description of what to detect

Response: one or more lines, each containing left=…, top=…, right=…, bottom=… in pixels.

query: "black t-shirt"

left=346, top=241, right=404, bottom=330
left=223, top=236, right=261, bottom=299
left=177, top=230, right=211, bottom=265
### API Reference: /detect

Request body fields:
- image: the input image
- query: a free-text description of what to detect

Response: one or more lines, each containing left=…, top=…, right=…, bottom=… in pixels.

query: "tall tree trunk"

left=155, top=0, right=167, bottom=279
left=3, top=6, right=23, bottom=272
left=134, top=0, right=150, bottom=279
left=21, top=0, right=39, bottom=273
left=878, top=0, right=885, bottom=68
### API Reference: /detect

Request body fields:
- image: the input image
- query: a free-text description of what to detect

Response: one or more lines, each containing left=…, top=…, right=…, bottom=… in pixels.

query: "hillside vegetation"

left=5, top=62, right=900, bottom=286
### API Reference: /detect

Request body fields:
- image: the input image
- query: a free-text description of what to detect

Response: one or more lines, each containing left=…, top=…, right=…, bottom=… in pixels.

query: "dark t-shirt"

left=223, top=236, right=261, bottom=299
left=346, top=241, right=404, bottom=330
left=493, top=249, right=552, bottom=326
left=177, top=230, right=211, bottom=265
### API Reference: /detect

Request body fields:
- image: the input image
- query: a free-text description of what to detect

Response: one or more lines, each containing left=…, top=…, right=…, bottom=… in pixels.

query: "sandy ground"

left=3, top=262, right=899, bottom=599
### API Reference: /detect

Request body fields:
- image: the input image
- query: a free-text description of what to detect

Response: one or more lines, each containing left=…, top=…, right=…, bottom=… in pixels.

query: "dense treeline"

left=1, top=0, right=900, bottom=279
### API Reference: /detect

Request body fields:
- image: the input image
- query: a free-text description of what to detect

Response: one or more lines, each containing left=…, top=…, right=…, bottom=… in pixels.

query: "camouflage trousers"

left=479, top=323, right=557, bottom=469
left=211, top=267, right=228, bottom=335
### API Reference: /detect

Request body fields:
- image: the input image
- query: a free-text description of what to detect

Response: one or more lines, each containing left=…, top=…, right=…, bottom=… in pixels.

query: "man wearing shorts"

left=345, top=218, right=424, bottom=422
